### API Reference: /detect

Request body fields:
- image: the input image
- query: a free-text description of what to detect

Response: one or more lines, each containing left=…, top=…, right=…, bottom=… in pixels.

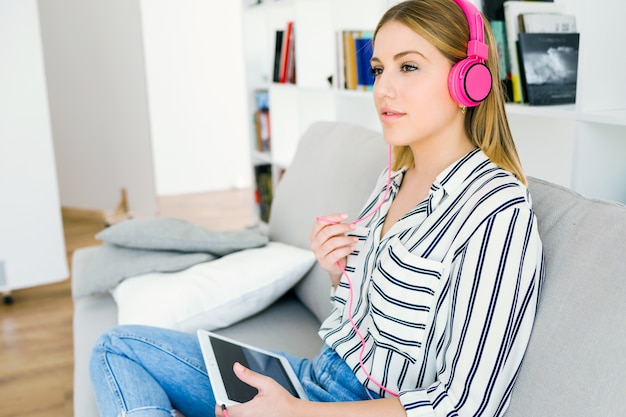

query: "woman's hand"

left=214, top=362, right=299, bottom=417
left=309, top=213, right=358, bottom=288
left=214, top=362, right=408, bottom=417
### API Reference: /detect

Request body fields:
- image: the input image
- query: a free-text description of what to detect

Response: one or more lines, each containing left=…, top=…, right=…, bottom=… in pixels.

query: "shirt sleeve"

left=399, top=207, right=544, bottom=417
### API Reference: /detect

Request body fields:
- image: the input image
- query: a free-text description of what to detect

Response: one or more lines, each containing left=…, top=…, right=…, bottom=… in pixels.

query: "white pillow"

left=111, top=242, right=316, bottom=332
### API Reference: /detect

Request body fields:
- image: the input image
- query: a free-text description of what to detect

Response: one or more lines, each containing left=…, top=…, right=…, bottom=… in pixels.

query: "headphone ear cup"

left=448, top=58, right=492, bottom=107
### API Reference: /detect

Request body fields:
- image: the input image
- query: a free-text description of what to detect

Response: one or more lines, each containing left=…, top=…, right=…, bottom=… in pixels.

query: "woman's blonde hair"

left=373, top=0, right=527, bottom=185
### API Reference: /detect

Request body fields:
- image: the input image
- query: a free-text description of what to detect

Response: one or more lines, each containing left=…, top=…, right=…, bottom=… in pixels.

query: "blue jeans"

left=90, top=325, right=379, bottom=417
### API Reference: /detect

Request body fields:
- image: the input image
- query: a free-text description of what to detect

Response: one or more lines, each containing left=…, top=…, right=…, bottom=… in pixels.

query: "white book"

left=503, top=1, right=564, bottom=103
left=335, top=30, right=345, bottom=90
left=520, top=13, right=577, bottom=34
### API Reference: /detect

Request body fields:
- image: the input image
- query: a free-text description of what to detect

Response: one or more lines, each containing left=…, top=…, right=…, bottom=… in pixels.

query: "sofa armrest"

left=71, top=245, right=102, bottom=300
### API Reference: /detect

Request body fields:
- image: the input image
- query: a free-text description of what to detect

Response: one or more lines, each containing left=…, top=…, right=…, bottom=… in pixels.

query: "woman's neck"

left=409, top=137, right=476, bottom=183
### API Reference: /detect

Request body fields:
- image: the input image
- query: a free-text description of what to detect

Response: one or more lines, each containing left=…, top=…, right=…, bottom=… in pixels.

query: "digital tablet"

left=197, top=329, right=309, bottom=406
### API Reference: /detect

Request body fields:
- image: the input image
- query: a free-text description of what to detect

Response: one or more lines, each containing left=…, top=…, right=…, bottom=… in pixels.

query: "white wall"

left=0, top=0, right=68, bottom=291
left=38, top=0, right=158, bottom=214
left=38, top=0, right=251, bottom=214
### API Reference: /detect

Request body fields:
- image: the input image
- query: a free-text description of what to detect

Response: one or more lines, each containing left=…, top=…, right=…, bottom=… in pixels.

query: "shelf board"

left=578, top=109, right=626, bottom=127
left=336, top=88, right=374, bottom=98
left=251, top=150, right=273, bottom=164
left=269, top=82, right=298, bottom=92
left=249, top=81, right=271, bottom=91
left=505, top=103, right=577, bottom=119
left=244, top=0, right=294, bottom=12
left=506, top=103, right=626, bottom=127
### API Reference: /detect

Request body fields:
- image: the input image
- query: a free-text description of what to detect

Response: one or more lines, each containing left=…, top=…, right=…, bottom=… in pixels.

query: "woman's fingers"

left=309, top=214, right=359, bottom=278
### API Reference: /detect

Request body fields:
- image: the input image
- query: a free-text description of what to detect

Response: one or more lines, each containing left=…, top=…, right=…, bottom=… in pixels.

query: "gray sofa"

left=72, top=121, right=626, bottom=417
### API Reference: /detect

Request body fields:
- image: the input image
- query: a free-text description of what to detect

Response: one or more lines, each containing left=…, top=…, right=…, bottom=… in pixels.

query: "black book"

left=254, top=164, right=273, bottom=223
left=517, top=32, right=579, bottom=105
left=482, top=0, right=506, bottom=21
left=482, top=0, right=555, bottom=21
left=272, top=30, right=284, bottom=83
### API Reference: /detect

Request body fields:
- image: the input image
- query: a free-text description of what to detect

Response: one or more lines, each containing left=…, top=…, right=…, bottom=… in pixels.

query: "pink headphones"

left=448, top=0, right=492, bottom=107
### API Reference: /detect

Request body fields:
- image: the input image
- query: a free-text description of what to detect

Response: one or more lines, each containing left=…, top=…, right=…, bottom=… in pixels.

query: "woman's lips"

left=380, top=107, right=405, bottom=123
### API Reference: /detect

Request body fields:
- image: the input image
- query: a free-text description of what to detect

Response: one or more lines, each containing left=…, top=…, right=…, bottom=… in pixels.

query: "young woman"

left=90, top=1, right=544, bottom=416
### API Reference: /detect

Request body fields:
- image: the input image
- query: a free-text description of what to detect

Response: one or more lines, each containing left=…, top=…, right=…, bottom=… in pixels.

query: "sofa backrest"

left=269, top=121, right=626, bottom=416
left=505, top=177, right=626, bottom=417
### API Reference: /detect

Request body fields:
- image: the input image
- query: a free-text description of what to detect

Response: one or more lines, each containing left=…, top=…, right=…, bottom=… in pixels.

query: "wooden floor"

left=0, top=189, right=256, bottom=417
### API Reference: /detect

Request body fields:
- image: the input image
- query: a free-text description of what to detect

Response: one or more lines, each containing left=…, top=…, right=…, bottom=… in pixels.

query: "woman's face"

left=372, top=21, right=462, bottom=150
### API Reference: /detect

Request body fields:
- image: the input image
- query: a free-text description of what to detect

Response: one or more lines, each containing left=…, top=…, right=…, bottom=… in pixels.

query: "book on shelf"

left=482, top=0, right=507, bottom=21
left=519, top=12, right=577, bottom=34
left=355, top=34, right=375, bottom=90
left=254, top=163, right=273, bottom=223
left=254, top=110, right=271, bottom=152
left=255, top=88, right=269, bottom=110
left=278, top=21, right=295, bottom=84
left=343, top=31, right=357, bottom=90
left=253, top=90, right=270, bottom=152
left=276, top=167, right=286, bottom=183
left=482, top=0, right=557, bottom=21
left=336, top=31, right=374, bottom=91
left=517, top=32, right=579, bottom=105
left=334, top=31, right=345, bottom=89
left=503, top=0, right=564, bottom=103
left=272, top=30, right=284, bottom=83
left=489, top=19, right=514, bottom=102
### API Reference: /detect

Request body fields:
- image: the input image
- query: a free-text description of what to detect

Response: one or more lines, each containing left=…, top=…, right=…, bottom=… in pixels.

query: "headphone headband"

left=452, top=0, right=488, bottom=61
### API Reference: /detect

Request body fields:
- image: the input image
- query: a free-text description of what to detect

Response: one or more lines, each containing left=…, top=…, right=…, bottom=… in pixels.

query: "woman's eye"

left=400, top=63, right=418, bottom=72
left=369, top=66, right=383, bottom=77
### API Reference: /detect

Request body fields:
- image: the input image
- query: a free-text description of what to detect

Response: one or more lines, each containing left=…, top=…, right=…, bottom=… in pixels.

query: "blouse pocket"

left=368, top=236, right=446, bottom=361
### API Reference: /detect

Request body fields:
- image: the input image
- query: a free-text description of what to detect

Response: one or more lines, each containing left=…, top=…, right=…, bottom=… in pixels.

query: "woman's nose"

left=373, top=73, right=395, bottom=99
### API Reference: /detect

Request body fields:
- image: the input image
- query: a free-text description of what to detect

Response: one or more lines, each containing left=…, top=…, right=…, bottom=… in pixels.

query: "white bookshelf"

left=242, top=0, right=626, bottom=205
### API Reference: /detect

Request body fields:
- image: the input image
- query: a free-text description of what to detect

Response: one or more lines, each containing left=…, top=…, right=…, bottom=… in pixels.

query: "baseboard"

left=61, top=207, right=106, bottom=223
left=62, top=188, right=131, bottom=226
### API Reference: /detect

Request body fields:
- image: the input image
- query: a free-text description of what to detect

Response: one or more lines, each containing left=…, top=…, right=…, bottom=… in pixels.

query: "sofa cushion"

left=505, top=177, right=626, bottom=416
left=96, top=217, right=268, bottom=255
left=76, top=243, right=215, bottom=298
left=111, top=242, right=316, bottom=332
left=268, top=121, right=388, bottom=322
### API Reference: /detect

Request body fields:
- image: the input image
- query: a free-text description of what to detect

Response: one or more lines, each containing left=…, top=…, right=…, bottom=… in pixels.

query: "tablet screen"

left=209, top=335, right=300, bottom=403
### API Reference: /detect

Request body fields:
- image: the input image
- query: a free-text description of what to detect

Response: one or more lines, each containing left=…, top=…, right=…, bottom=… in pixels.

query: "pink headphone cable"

left=317, top=144, right=399, bottom=397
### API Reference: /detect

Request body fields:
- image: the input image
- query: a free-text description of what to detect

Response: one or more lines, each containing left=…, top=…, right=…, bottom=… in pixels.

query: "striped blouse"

left=318, top=148, right=544, bottom=417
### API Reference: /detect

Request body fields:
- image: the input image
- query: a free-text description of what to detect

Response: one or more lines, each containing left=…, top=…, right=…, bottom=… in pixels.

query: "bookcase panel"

left=573, top=123, right=626, bottom=203
left=242, top=9, right=272, bottom=86
left=298, top=89, right=336, bottom=135
left=268, top=85, right=299, bottom=168
left=574, top=1, right=626, bottom=114
left=264, top=1, right=295, bottom=27
left=332, top=0, right=387, bottom=31
left=294, top=0, right=334, bottom=89
left=335, top=92, right=380, bottom=133
left=508, top=115, right=576, bottom=188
